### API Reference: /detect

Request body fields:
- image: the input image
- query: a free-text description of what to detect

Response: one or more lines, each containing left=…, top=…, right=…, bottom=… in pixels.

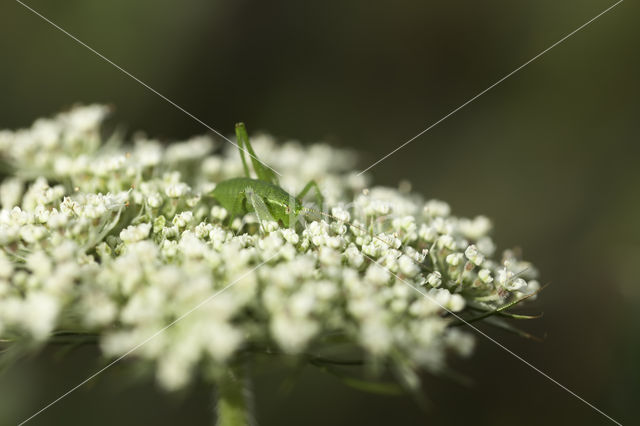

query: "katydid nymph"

left=208, top=123, right=541, bottom=333
left=209, top=123, right=324, bottom=230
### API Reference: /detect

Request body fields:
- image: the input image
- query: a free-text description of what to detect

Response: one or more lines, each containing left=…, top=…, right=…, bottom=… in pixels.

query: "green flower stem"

left=215, top=365, right=252, bottom=426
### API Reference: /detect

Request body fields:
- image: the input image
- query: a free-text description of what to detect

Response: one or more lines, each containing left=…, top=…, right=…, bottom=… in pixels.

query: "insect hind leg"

left=235, top=123, right=278, bottom=184
left=224, top=192, right=246, bottom=232
left=244, top=186, right=276, bottom=233
left=235, top=123, right=252, bottom=178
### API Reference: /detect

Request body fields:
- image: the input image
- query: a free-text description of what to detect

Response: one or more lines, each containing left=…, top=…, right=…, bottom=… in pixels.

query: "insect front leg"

left=297, top=180, right=325, bottom=211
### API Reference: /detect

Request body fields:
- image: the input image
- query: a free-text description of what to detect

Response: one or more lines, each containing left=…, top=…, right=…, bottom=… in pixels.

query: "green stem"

left=215, top=365, right=252, bottom=426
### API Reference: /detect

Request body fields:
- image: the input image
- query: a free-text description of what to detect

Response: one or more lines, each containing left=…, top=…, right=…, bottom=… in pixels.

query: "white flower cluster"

left=0, top=106, right=540, bottom=390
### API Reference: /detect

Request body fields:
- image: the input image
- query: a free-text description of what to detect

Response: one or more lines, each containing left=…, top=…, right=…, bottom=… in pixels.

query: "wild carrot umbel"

left=0, top=106, right=541, bottom=423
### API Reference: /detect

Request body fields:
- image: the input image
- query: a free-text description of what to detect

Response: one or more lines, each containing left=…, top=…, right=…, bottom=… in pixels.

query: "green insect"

left=209, top=123, right=542, bottom=332
left=209, top=123, right=324, bottom=229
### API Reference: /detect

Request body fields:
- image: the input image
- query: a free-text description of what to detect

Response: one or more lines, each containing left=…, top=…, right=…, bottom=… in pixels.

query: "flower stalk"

left=215, top=365, right=252, bottom=426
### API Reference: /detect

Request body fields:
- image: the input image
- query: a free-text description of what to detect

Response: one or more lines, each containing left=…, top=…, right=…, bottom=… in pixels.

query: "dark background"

left=1, top=1, right=638, bottom=425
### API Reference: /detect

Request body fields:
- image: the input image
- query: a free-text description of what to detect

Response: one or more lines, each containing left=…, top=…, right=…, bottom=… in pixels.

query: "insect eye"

left=285, top=206, right=291, bottom=214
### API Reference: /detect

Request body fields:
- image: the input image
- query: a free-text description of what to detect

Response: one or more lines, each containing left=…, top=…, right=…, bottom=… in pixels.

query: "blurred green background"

left=1, top=0, right=638, bottom=424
